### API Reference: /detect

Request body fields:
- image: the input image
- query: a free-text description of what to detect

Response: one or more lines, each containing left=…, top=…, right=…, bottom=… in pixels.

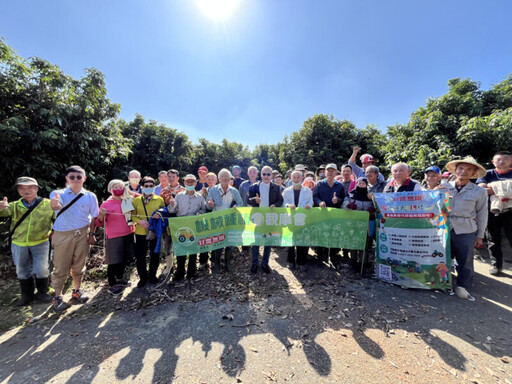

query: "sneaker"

left=137, top=278, right=147, bottom=288
left=108, top=286, right=124, bottom=296
left=116, top=279, right=131, bottom=286
left=52, top=296, right=69, bottom=312
left=261, top=264, right=271, bottom=274
left=489, top=266, right=501, bottom=275
left=456, top=286, right=469, bottom=300
left=71, top=289, right=89, bottom=303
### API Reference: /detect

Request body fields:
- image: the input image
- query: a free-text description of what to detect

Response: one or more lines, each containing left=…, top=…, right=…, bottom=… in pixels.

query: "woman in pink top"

left=95, top=179, right=135, bottom=295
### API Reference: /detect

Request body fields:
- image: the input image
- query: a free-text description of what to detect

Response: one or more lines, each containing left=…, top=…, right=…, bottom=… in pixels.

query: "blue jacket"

left=148, top=207, right=172, bottom=253
left=313, top=179, right=345, bottom=208
left=206, top=185, right=243, bottom=210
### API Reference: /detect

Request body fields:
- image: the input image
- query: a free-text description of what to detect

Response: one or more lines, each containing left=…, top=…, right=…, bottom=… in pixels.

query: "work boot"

left=212, top=250, right=221, bottom=274
left=35, top=278, right=53, bottom=302
left=14, top=279, right=34, bottom=307
left=225, top=249, right=234, bottom=273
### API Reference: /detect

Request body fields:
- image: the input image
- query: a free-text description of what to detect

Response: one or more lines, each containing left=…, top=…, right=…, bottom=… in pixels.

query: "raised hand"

left=208, top=198, right=214, bottom=208
left=168, top=195, right=176, bottom=207
left=353, top=146, right=361, bottom=153
left=0, top=197, right=8, bottom=210
left=255, top=193, right=261, bottom=204
left=332, top=192, right=338, bottom=204
left=319, top=201, right=327, bottom=208
left=50, top=193, right=61, bottom=210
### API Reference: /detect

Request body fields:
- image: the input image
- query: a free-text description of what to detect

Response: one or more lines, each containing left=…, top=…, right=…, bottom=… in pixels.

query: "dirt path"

left=0, top=249, right=511, bottom=384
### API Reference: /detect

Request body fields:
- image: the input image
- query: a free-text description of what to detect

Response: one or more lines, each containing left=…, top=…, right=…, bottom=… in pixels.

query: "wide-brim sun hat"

left=445, top=156, right=486, bottom=179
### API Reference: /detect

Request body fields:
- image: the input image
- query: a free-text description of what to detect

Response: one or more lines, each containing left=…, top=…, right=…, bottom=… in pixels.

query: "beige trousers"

left=51, top=225, right=90, bottom=292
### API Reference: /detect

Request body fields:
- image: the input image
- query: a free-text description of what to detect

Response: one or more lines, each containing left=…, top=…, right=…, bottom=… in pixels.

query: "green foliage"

left=0, top=39, right=130, bottom=200
left=112, top=115, right=194, bottom=180
left=385, top=76, right=512, bottom=177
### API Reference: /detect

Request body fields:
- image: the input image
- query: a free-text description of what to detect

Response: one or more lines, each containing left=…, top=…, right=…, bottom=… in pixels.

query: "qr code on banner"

left=378, top=264, right=392, bottom=281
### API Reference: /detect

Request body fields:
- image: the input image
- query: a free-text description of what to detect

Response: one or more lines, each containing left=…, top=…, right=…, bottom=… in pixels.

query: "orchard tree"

left=0, top=39, right=130, bottom=199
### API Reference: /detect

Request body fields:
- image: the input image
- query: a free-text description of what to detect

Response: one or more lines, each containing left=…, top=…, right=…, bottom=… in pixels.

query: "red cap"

left=360, top=154, right=374, bottom=163
left=198, top=166, right=208, bottom=173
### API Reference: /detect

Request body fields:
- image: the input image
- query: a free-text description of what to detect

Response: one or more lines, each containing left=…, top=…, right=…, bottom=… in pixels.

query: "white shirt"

left=259, top=182, right=270, bottom=207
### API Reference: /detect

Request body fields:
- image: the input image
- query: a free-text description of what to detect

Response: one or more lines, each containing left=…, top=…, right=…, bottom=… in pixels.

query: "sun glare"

left=197, top=0, right=240, bottom=20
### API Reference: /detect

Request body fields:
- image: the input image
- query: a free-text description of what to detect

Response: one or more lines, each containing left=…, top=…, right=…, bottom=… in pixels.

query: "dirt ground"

left=0, top=247, right=511, bottom=384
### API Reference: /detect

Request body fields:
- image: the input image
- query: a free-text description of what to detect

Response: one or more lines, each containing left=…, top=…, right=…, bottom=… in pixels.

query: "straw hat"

left=445, top=156, right=486, bottom=179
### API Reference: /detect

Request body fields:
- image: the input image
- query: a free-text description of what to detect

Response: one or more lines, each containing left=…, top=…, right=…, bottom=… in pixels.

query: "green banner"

left=168, top=207, right=369, bottom=256
left=374, top=191, right=452, bottom=290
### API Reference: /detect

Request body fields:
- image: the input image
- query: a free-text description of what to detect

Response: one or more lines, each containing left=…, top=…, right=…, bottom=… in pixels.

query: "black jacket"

left=247, top=181, right=284, bottom=207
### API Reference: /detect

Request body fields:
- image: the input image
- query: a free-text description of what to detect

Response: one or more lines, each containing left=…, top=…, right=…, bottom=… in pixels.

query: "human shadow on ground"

left=0, top=250, right=511, bottom=382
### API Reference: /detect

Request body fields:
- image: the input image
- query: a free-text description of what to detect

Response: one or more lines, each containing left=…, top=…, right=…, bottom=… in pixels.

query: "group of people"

left=1, top=148, right=511, bottom=310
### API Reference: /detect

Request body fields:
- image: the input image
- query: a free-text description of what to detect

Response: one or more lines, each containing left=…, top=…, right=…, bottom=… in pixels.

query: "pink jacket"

left=95, top=198, right=135, bottom=239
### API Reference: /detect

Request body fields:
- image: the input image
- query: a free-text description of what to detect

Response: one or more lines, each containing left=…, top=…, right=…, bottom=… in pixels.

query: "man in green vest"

left=0, top=177, right=54, bottom=306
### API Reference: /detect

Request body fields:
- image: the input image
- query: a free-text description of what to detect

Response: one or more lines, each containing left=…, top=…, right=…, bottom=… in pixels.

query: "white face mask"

left=292, top=181, right=303, bottom=187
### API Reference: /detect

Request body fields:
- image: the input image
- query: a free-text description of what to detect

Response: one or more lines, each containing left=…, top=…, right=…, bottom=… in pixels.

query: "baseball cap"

left=15, top=177, right=40, bottom=188
left=360, top=154, right=374, bottom=163
left=184, top=174, right=197, bottom=181
left=198, top=166, right=208, bottom=173
left=326, top=163, right=338, bottom=171
left=424, top=166, right=441, bottom=174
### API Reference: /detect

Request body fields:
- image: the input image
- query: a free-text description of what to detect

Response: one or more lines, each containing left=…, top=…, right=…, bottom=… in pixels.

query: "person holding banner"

left=313, top=163, right=345, bottom=268
left=95, top=180, right=135, bottom=296
left=239, top=166, right=259, bottom=255
left=131, top=177, right=165, bottom=288
left=168, top=174, right=207, bottom=280
left=248, top=166, right=284, bottom=273
left=207, top=169, right=243, bottom=273
left=383, top=163, right=422, bottom=193
left=0, top=177, right=54, bottom=307
left=442, top=157, right=488, bottom=300
left=283, top=170, right=313, bottom=272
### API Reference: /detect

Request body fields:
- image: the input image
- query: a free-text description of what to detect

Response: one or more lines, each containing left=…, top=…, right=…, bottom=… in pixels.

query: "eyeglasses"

left=262, top=173, right=272, bottom=176
left=68, top=175, right=83, bottom=180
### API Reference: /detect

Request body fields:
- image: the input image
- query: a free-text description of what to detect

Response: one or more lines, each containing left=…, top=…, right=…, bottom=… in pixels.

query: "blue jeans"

left=252, top=246, right=271, bottom=266
left=11, top=241, right=50, bottom=279
left=451, top=230, right=476, bottom=289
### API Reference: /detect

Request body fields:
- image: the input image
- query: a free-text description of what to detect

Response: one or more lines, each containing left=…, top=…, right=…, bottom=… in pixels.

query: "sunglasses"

left=143, top=184, right=155, bottom=188
left=262, top=173, right=272, bottom=176
left=67, top=175, right=83, bottom=180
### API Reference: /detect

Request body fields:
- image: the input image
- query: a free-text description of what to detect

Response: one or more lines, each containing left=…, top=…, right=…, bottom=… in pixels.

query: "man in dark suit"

left=247, top=166, right=284, bottom=273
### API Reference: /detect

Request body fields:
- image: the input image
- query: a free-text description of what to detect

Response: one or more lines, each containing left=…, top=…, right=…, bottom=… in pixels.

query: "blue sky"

left=2, top=0, right=512, bottom=147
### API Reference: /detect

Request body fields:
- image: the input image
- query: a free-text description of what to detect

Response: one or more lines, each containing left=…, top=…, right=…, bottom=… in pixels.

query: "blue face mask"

left=142, top=188, right=154, bottom=195
left=185, top=185, right=195, bottom=191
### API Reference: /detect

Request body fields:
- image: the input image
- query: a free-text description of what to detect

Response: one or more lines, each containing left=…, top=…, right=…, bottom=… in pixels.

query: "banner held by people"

left=374, top=191, right=451, bottom=289
left=168, top=207, right=369, bottom=256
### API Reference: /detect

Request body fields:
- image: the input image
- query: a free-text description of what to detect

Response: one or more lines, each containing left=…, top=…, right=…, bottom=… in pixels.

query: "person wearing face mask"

left=283, top=171, right=313, bottom=272
left=95, top=180, right=136, bottom=296
left=131, top=176, right=165, bottom=288
left=343, top=177, right=374, bottom=274
left=315, top=165, right=326, bottom=181
left=0, top=177, right=54, bottom=307
left=168, top=174, right=207, bottom=280
left=207, top=169, right=243, bottom=273
left=239, top=166, right=259, bottom=254
left=248, top=166, right=284, bottom=274
left=127, top=170, right=142, bottom=196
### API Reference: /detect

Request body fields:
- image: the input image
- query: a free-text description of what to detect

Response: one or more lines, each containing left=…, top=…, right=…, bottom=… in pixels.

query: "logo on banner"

left=175, top=227, right=196, bottom=246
